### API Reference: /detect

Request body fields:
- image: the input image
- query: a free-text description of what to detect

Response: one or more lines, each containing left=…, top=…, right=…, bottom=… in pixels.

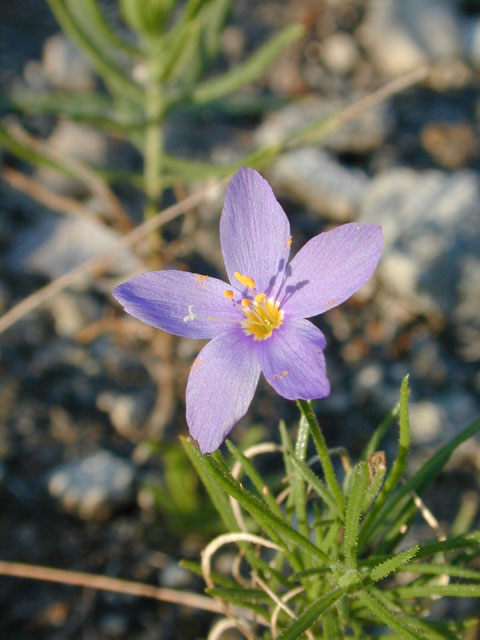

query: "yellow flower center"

left=241, top=295, right=284, bottom=341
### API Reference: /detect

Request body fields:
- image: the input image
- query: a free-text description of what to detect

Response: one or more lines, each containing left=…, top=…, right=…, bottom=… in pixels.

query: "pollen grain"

left=234, top=271, right=256, bottom=289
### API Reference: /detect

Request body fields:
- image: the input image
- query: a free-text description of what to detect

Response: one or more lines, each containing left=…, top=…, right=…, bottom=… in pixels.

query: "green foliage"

left=0, top=0, right=304, bottom=219
left=181, top=377, right=480, bottom=638
left=136, top=440, right=220, bottom=536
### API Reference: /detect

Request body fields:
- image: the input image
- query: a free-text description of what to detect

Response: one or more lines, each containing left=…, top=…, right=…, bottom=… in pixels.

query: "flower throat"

left=224, top=271, right=284, bottom=341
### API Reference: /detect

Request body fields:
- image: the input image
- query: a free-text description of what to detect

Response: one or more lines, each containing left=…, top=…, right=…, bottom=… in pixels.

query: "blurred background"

left=0, top=0, right=480, bottom=638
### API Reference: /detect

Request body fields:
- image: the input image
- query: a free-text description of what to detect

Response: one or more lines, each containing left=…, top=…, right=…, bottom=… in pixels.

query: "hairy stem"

left=297, top=400, right=345, bottom=515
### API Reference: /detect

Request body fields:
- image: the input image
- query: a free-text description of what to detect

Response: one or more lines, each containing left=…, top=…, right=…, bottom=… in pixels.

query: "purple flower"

left=113, top=168, right=382, bottom=453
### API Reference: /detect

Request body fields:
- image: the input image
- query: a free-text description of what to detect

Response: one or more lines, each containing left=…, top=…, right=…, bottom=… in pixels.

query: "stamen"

left=223, top=289, right=234, bottom=299
left=241, top=296, right=284, bottom=341
left=234, top=271, right=256, bottom=289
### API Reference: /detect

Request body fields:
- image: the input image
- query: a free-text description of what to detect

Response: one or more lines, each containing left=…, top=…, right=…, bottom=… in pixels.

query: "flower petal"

left=220, top=167, right=291, bottom=295
left=281, top=223, right=383, bottom=319
left=257, top=319, right=330, bottom=400
left=187, top=330, right=260, bottom=453
left=113, top=270, right=239, bottom=339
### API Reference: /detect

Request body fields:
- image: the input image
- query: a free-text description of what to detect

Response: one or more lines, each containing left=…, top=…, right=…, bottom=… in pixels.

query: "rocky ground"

left=1, top=0, right=480, bottom=638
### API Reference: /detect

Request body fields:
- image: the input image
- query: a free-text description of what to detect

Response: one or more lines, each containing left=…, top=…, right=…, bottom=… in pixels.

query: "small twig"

left=271, top=586, right=307, bottom=638
left=201, top=532, right=280, bottom=637
left=0, top=179, right=225, bottom=335
left=208, top=618, right=242, bottom=640
left=5, top=118, right=133, bottom=232
left=0, top=560, right=222, bottom=614
left=1, top=167, right=100, bottom=223
left=251, top=571, right=296, bottom=624
left=288, top=65, right=430, bottom=149
left=409, top=489, right=446, bottom=542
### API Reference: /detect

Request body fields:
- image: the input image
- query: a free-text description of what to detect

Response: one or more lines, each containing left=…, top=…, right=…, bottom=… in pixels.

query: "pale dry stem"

left=0, top=179, right=224, bottom=335
left=201, top=532, right=281, bottom=637
left=1, top=167, right=100, bottom=222
left=0, top=560, right=223, bottom=613
left=5, top=118, right=133, bottom=232
left=271, top=586, right=307, bottom=638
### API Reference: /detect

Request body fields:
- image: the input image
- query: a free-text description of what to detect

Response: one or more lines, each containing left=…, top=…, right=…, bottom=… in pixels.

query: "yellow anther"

left=287, top=236, right=293, bottom=247
left=241, top=298, right=251, bottom=308
left=241, top=296, right=284, bottom=341
left=223, top=290, right=234, bottom=299
left=254, top=293, right=266, bottom=304
left=234, top=271, right=256, bottom=289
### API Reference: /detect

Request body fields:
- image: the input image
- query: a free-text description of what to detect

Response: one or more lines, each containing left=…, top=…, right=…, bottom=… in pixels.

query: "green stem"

left=297, top=400, right=345, bottom=515
left=144, top=76, right=164, bottom=220
left=293, top=414, right=310, bottom=540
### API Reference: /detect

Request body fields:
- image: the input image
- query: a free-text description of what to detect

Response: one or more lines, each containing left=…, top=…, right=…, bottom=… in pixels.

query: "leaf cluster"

left=181, top=377, right=480, bottom=639
left=0, top=0, right=303, bottom=201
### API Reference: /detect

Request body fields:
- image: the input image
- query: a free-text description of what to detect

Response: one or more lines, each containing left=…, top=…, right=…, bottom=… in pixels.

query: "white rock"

left=359, top=168, right=480, bottom=359
left=464, top=17, right=480, bottom=69
left=42, top=34, right=95, bottom=91
left=36, top=120, right=108, bottom=197
left=321, top=32, right=359, bottom=75
left=255, top=96, right=391, bottom=154
left=48, top=451, right=135, bottom=520
left=361, top=0, right=463, bottom=76
left=410, top=401, right=445, bottom=444
left=271, top=148, right=369, bottom=221
left=7, top=213, right=139, bottom=281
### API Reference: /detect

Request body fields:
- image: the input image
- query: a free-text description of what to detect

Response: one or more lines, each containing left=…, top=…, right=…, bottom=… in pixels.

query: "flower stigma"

left=241, top=295, right=284, bottom=340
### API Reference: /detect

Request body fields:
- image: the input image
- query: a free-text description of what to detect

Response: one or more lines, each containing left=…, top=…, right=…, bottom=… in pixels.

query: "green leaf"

left=276, top=586, right=347, bottom=640
left=358, top=587, right=427, bottom=640
left=120, top=0, right=176, bottom=35
left=179, top=559, right=238, bottom=588
left=297, top=400, right=346, bottom=513
left=0, top=121, right=70, bottom=174
left=279, top=419, right=296, bottom=513
left=225, top=440, right=285, bottom=520
left=370, top=546, right=418, bottom=582
left=201, top=0, right=231, bottom=60
left=186, top=23, right=304, bottom=105
left=181, top=437, right=238, bottom=532
left=206, top=586, right=271, bottom=602
left=323, top=610, right=343, bottom=639
left=286, top=452, right=341, bottom=518
left=206, top=589, right=267, bottom=617
left=393, top=583, right=480, bottom=599
left=47, top=0, right=142, bottom=102
left=181, top=438, right=293, bottom=590
left=359, top=376, right=410, bottom=549
left=202, top=453, right=328, bottom=566
left=398, top=562, right=480, bottom=581
left=81, top=0, right=139, bottom=55
left=160, top=19, right=202, bottom=84
left=292, top=414, right=309, bottom=539
left=361, top=403, right=400, bottom=459
left=360, top=411, right=480, bottom=553
left=344, top=461, right=370, bottom=570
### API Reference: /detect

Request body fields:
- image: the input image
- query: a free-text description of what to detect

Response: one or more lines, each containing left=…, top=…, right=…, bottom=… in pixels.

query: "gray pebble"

left=360, top=0, right=463, bottom=76
left=48, top=450, right=135, bottom=520
left=359, top=168, right=480, bottom=360
left=271, top=148, right=369, bottom=221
